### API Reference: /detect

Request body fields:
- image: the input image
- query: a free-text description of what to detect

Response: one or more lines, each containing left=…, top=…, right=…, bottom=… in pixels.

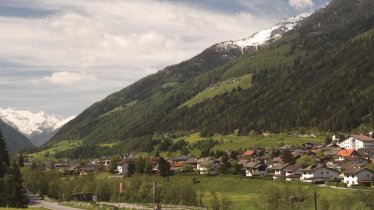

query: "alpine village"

left=1, top=0, right=374, bottom=210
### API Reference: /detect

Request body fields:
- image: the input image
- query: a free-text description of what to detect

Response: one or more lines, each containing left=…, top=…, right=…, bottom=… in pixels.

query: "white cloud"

left=32, top=71, right=97, bottom=85
left=0, top=0, right=290, bottom=115
left=289, top=0, right=314, bottom=10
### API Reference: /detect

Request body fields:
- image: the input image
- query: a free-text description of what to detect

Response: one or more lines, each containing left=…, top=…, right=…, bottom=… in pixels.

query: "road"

left=27, top=192, right=83, bottom=210
left=99, top=202, right=207, bottom=210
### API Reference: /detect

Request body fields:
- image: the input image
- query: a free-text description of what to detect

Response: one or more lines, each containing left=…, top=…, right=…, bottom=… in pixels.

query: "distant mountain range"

left=0, top=108, right=75, bottom=147
left=52, top=0, right=374, bottom=151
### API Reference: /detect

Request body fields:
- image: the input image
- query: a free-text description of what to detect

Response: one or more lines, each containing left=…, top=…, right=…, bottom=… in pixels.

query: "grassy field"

left=180, top=74, right=252, bottom=108
left=167, top=175, right=368, bottom=210
left=30, top=140, right=83, bottom=161
left=179, top=132, right=324, bottom=150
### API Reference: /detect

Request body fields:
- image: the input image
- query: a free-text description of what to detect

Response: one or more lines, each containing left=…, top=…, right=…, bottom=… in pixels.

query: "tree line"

left=0, top=130, right=27, bottom=207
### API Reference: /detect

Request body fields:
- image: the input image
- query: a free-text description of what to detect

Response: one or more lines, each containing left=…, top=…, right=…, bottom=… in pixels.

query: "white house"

left=300, top=165, right=339, bottom=183
left=196, top=157, right=219, bottom=175
left=343, top=168, right=373, bottom=187
left=285, top=165, right=302, bottom=181
left=116, top=159, right=132, bottom=176
left=244, top=162, right=268, bottom=177
left=272, top=163, right=290, bottom=180
left=338, top=135, right=374, bottom=150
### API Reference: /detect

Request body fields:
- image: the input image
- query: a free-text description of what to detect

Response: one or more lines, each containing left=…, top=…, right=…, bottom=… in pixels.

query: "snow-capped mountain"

left=0, top=107, right=75, bottom=146
left=215, top=13, right=310, bottom=54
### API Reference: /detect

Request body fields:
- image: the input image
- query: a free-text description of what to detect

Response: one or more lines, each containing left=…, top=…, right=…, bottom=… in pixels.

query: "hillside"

left=0, top=119, right=35, bottom=152
left=52, top=0, right=374, bottom=149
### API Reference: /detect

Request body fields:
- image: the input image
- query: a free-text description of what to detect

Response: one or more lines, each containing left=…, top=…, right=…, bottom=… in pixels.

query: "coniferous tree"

left=0, top=129, right=11, bottom=206
left=0, top=130, right=26, bottom=207
left=158, top=157, right=171, bottom=177
left=0, top=130, right=10, bottom=178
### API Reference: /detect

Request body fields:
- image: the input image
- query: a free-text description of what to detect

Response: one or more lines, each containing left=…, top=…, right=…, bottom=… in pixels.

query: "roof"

left=243, top=150, right=254, bottom=156
left=196, top=157, right=215, bottom=163
left=80, top=164, right=99, bottom=171
left=272, top=163, right=290, bottom=170
left=352, top=135, right=374, bottom=141
left=244, top=162, right=259, bottom=168
left=343, top=168, right=373, bottom=175
left=340, top=163, right=367, bottom=171
left=173, top=161, right=185, bottom=167
left=285, top=165, right=301, bottom=172
left=117, top=159, right=132, bottom=165
left=302, top=164, right=325, bottom=172
left=337, top=149, right=355, bottom=157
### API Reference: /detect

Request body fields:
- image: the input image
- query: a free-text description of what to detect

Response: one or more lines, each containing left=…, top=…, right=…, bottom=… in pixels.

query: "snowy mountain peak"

left=0, top=107, right=75, bottom=146
left=216, top=13, right=310, bottom=52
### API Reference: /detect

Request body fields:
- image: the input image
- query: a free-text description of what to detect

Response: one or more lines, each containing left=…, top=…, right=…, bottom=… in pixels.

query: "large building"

left=338, top=135, right=374, bottom=150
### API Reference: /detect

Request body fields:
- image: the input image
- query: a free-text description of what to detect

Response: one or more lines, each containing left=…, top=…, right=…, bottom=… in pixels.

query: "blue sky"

left=0, top=0, right=330, bottom=117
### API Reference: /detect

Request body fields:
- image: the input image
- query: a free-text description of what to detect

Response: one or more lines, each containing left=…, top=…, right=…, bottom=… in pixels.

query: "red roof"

left=337, top=149, right=355, bottom=157
left=173, top=161, right=185, bottom=167
left=243, top=150, right=254, bottom=156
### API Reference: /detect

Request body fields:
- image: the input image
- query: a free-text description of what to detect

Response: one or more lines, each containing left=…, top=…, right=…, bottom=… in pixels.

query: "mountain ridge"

left=0, top=107, right=75, bottom=146
left=52, top=0, right=374, bottom=148
left=0, top=118, right=35, bottom=151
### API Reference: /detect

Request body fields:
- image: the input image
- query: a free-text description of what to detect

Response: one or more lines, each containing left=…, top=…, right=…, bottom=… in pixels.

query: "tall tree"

left=0, top=130, right=10, bottom=178
left=158, top=157, right=171, bottom=177
left=0, top=130, right=26, bottom=207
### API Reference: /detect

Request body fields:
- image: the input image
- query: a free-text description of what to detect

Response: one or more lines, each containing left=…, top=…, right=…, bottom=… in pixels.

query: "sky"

left=0, top=0, right=330, bottom=117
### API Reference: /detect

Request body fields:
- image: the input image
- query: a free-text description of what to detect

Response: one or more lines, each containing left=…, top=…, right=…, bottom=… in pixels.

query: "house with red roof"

left=336, top=149, right=362, bottom=161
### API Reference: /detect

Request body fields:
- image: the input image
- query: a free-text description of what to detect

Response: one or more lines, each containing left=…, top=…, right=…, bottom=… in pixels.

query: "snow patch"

left=216, top=13, right=310, bottom=51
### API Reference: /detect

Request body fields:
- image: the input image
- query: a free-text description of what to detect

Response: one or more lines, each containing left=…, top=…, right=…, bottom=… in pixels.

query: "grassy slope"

left=180, top=133, right=324, bottom=150
left=30, top=140, right=83, bottom=161
left=180, top=74, right=252, bottom=108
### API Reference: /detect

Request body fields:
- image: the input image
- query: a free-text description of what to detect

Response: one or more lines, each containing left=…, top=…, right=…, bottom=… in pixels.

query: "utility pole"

left=314, top=192, right=317, bottom=210
left=152, top=181, right=156, bottom=206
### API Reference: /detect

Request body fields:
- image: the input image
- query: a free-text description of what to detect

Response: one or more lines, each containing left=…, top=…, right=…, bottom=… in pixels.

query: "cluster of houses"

left=27, top=134, right=374, bottom=188
left=114, top=134, right=374, bottom=187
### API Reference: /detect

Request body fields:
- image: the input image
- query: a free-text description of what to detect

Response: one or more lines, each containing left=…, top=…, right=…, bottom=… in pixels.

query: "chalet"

left=336, top=149, right=363, bottom=161
left=285, top=165, right=302, bottom=181
left=171, top=161, right=186, bottom=172
left=79, top=164, right=100, bottom=176
left=196, top=157, right=220, bottom=175
left=272, top=163, right=290, bottom=180
left=300, top=165, right=339, bottom=183
left=243, top=162, right=267, bottom=177
left=173, top=154, right=198, bottom=163
left=342, top=168, right=373, bottom=187
left=116, top=159, right=133, bottom=176
left=338, top=135, right=374, bottom=150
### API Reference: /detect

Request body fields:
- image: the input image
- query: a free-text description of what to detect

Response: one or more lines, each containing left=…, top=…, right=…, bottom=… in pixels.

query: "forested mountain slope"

left=52, top=0, right=374, bottom=146
left=0, top=119, right=35, bottom=152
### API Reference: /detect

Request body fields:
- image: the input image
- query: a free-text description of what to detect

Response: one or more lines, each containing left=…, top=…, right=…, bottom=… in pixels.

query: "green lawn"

left=168, top=175, right=365, bottom=210
left=180, top=74, right=252, bottom=108
left=30, top=140, right=83, bottom=161
left=179, top=132, right=324, bottom=151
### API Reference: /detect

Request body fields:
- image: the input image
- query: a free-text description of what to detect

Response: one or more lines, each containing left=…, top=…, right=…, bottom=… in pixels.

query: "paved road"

left=318, top=184, right=372, bottom=192
left=27, top=192, right=82, bottom=210
left=99, top=202, right=207, bottom=210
